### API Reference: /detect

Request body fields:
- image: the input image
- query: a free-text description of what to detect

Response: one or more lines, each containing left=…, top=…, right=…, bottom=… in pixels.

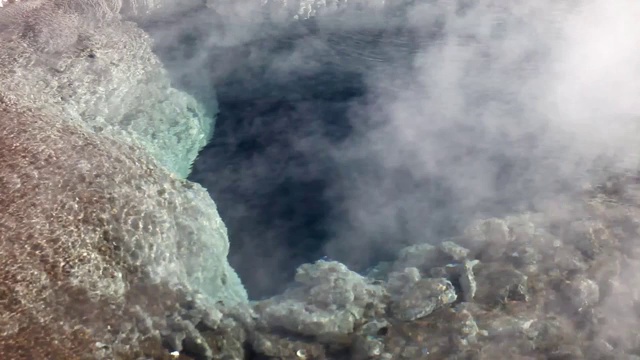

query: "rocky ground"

left=2, top=1, right=640, bottom=359
left=149, top=174, right=640, bottom=359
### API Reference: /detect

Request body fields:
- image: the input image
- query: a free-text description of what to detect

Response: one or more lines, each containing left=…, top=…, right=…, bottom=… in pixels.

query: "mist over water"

left=146, top=0, right=640, bottom=299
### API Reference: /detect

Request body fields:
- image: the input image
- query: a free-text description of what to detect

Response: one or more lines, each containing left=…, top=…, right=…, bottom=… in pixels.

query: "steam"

left=321, top=0, right=640, bottom=266
left=151, top=0, right=640, bottom=297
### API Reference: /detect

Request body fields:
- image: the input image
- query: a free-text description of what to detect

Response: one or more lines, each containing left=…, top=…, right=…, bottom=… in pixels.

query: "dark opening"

left=142, top=7, right=559, bottom=299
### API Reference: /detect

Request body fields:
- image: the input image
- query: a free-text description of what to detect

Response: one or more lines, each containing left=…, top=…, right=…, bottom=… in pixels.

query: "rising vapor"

left=149, top=0, right=640, bottom=299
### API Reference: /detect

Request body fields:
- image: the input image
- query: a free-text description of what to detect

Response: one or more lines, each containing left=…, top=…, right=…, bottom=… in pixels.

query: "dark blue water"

left=139, top=11, right=421, bottom=298
left=144, top=15, right=371, bottom=297
left=144, top=9, right=572, bottom=299
left=189, top=75, right=363, bottom=298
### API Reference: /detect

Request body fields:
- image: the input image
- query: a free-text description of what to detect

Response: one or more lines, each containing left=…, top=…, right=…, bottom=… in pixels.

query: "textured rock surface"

left=0, top=94, right=246, bottom=358
left=234, top=178, right=640, bottom=359
left=0, top=2, right=247, bottom=359
left=253, top=260, right=387, bottom=339
left=5, top=1, right=640, bottom=359
left=0, top=0, right=215, bottom=177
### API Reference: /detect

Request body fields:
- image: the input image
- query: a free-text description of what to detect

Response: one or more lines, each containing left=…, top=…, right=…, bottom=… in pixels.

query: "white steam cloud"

left=320, top=0, right=640, bottom=266
left=154, top=0, right=640, bottom=297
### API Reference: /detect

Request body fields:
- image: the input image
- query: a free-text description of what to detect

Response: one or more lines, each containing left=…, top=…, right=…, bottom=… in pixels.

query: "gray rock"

left=257, top=299, right=357, bottom=337
left=352, top=335, right=385, bottom=360
left=0, top=3, right=215, bottom=177
left=359, top=319, right=390, bottom=336
left=553, top=246, right=588, bottom=272
left=182, top=322, right=214, bottom=360
left=428, top=260, right=479, bottom=302
left=449, top=306, right=482, bottom=350
left=251, top=332, right=326, bottom=359
left=429, top=266, right=453, bottom=279
left=465, top=218, right=511, bottom=244
left=296, top=260, right=387, bottom=312
left=426, top=259, right=480, bottom=303
left=464, top=218, right=512, bottom=262
left=458, top=260, right=480, bottom=302
left=504, top=215, right=537, bottom=243
left=0, top=80, right=244, bottom=358
left=199, top=307, right=224, bottom=331
left=365, top=261, right=393, bottom=281
left=439, top=241, right=470, bottom=262
left=394, top=243, right=441, bottom=271
left=387, top=267, right=422, bottom=294
left=508, top=245, right=543, bottom=269
left=391, top=278, right=457, bottom=321
left=254, top=261, right=386, bottom=339
left=566, top=220, right=616, bottom=259
left=476, top=267, right=529, bottom=305
left=567, top=276, right=600, bottom=310
left=162, top=329, right=186, bottom=352
left=484, top=316, right=537, bottom=339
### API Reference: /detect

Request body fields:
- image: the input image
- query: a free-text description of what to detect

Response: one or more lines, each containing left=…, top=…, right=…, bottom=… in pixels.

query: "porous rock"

left=475, top=265, right=529, bottom=305
left=390, top=277, right=457, bottom=321
left=253, top=260, right=387, bottom=340
left=0, top=93, right=245, bottom=358
left=0, top=0, right=215, bottom=177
